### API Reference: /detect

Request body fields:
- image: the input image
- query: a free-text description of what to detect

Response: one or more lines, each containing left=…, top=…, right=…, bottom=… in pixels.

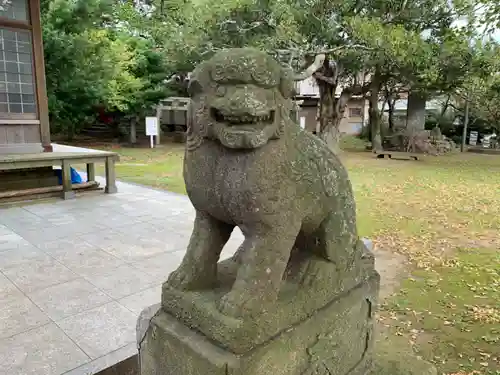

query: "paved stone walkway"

left=0, top=178, right=405, bottom=375
left=0, top=179, right=244, bottom=375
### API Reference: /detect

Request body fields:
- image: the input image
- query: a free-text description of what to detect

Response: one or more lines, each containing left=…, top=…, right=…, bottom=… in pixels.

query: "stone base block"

left=140, top=275, right=377, bottom=375
left=162, top=241, right=378, bottom=354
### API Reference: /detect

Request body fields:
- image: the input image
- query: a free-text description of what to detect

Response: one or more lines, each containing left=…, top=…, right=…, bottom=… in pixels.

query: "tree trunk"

left=406, top=91, right=427, bottom=131
left=318, top=91, right=342, bottom=154
left=320, top=122, right=341, bottom=154
left=461, top=95, right=470, bottom=152
left=129, top=116, right=137, bottom=144
left=387, top=99, right=395, bottom=131
left=66, top=122, right=74, bottom=142
left=313, top=57, right=366, bottom=153
left=318, top=82, right=344, bottom=154
left=369, top=72, right=383, bottom=152
left=319, top=93, right=353, bottom=154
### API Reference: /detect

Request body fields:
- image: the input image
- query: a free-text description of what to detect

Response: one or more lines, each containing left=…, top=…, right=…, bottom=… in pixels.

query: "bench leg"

left=86, top=163, right=96, bottom=182
left=61, top=160, right=75, bottom=200
left=105, top=157, right=118, bottom=194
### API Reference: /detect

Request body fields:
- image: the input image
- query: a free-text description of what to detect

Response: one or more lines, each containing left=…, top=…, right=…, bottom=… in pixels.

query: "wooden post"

left=86, top=163, right=95, bottom=182
left=61, top=160, right=75, bottom=200
left=29, top=0, right=52, bottom=152
left=104, top=156, right=118, bottom=194
left=155, top=106, right=161, bottom=146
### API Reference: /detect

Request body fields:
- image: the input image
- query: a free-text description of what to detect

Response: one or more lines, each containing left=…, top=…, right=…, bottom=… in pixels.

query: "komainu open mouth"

left=211, top=108, right=275, bottom=126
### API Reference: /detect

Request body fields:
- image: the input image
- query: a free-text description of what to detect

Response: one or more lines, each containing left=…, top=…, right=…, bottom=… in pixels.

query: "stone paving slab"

left=0, top=178, right=244, bottom=375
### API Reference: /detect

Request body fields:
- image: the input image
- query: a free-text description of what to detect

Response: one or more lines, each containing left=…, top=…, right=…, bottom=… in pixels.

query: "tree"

left=454, top=41, right=500, bottom=134
left=271, top=0, right=465, bottom=152
left=41, top=0, right=497, bottom=150
left=116, top=35, right=173, bottom=143
left=288, top=0, right=463, bottom=151
left=172, top=0, right=385, bottom=152
left=42, top=0, right=173, bottom=140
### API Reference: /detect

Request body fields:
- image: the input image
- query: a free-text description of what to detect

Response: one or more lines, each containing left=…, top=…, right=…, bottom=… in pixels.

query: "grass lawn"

left=79, top=140, right=500, bottom=374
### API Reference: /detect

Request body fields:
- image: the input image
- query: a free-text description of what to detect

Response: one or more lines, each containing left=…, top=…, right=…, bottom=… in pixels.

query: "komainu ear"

left=187, top=79, right=203, bottom=98
left=280, top=68, right=296, bottom=99
left=186, top=102, right=203, bottom=151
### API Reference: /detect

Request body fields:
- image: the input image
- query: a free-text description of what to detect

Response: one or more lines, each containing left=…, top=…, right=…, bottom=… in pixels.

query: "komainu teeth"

left=218, top=112, right=272, bottom=124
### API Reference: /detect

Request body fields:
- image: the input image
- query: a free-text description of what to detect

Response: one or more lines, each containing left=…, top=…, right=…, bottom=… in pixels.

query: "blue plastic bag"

left=54, top=167, right=83, bottom=185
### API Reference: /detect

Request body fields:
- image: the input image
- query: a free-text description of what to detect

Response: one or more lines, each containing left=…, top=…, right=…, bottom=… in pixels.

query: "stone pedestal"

left=137, top=255, right=437, bottom=375
left=138, top=237, right=383, bottom=375
left=139, top=266, right=379, bottom=375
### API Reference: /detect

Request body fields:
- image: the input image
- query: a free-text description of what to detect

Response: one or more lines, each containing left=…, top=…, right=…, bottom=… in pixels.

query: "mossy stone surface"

left=142, top=275, right=378, bottom=375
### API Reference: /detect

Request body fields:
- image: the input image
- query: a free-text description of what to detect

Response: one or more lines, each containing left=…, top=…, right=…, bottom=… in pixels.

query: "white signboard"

left=469, top=131, right=478, bottom=146
left=145, top=117, right=159, bottom=136
left=146, top=117, right=159, bottom=149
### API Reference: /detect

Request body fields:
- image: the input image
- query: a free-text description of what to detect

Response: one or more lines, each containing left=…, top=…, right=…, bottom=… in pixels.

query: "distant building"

left=295, top=77, right=448, bottom=134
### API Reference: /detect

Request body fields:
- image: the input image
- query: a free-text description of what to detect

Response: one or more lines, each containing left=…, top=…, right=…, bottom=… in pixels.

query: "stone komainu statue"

left=165, top=47, right=374, bottom=319
left=140, top=48, right=434, bottom=375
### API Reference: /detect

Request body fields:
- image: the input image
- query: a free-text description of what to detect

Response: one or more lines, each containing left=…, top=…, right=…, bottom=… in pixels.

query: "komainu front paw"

left=166, top=265, right=214, bottom=291
left=166, top=266, right=195, bottom=290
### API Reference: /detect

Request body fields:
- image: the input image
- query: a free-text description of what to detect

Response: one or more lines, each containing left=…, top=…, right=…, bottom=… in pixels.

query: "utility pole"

left=461, top=93, right=470, bottom=152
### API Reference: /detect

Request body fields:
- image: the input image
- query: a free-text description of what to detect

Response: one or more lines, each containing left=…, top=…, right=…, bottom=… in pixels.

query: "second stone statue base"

left=140, top=273, right=378, bottom=375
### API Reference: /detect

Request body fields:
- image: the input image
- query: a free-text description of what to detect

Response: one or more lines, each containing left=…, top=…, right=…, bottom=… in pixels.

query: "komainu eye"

left=215, top=85, right=226, bottom=97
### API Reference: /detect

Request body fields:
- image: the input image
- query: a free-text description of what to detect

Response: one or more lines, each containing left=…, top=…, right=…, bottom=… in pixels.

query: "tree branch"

left=313, top=44, right=374, bottom=55
left=292, top=44, right=373, bottom=81
left=293, top=54, right=326, bottom=81
left=312, top=71, right=335, bottom=85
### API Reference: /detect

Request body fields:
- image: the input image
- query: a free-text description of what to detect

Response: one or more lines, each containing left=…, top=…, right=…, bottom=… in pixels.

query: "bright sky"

left=452, top=7, right=500, bottom=42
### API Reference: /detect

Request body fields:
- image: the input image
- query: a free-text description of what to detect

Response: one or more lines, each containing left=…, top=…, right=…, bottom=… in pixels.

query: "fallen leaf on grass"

left=468, top=306, right=500, bottom=324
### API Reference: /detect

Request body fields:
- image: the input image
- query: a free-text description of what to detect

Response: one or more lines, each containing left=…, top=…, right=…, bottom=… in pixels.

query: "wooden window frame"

left=0, top=14, right=37, bottom=120
left=349, top=107, right=363, bottom=118
left=0, top=18, right=31, bottom=30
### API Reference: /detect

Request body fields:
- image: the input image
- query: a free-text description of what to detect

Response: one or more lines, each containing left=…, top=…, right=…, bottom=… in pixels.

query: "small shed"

left=158, top=97, right=191, bottom=132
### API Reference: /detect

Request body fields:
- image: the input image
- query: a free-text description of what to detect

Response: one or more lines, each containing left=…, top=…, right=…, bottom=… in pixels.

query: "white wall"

left=297, top=77, right=320, bottom=96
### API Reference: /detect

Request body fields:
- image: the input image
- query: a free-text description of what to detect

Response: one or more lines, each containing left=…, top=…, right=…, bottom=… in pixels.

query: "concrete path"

left=0, top=179, right=243, bottom=375
left=0, top=179, right=405, bottom=375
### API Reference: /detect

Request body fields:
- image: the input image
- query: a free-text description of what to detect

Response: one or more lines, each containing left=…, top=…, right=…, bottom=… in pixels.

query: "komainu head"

left=186, top=48, right=296, bottom=150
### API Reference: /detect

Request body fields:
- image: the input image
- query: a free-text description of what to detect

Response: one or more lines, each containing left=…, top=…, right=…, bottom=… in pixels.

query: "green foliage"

left=42, top=0, right=173, bottom=139
left=453, top=41, right=500, bottom=132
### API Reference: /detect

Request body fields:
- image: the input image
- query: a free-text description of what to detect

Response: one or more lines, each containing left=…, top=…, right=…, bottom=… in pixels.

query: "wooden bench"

left=374, top=151, right=419, bottom=161
left=0, top=144, right=119, bottom=200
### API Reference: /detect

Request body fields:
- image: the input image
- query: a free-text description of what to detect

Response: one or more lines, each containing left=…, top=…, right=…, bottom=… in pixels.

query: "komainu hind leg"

left=301, top=210, right=362, bottom=292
